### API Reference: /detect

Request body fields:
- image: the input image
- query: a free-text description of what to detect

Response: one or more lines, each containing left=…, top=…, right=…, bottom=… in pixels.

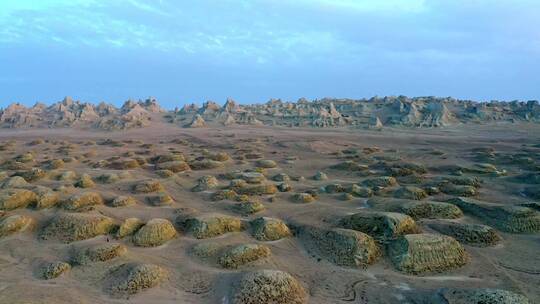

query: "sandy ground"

left=0, top=122, right=539, bottom=303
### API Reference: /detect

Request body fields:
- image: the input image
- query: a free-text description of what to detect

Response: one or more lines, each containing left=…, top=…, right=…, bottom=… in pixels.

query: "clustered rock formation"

left=2, top=95, right=539, bottom=130
left=0, top=96, right=162, bottom=130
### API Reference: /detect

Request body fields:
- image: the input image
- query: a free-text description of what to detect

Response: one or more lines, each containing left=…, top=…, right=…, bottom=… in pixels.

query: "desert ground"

left=0, top=122, right=538, bottom=304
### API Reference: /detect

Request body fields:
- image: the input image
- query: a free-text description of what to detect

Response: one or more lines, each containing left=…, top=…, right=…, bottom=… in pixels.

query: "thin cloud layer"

left=0, top=0, right=538, bottom=107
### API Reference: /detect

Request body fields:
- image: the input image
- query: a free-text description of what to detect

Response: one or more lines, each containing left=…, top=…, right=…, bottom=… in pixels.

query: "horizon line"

left=2, top=94, right=539, bottom=111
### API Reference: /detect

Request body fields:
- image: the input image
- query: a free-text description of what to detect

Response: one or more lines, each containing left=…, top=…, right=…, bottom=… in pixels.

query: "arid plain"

left=0, top=97, right=539, bottom=304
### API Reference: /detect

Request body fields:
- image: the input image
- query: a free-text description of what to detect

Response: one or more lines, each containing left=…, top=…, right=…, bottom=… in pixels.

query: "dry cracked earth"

left=0, top=122, right=539, bottom=304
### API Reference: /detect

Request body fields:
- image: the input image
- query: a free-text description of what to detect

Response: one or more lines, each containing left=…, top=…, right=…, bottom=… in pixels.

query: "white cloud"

left=125, top=0, right=171, bottom=16
left=0, top=0, right=99, bottom=17
left=309, top=0, right=427, bottom=13
left=0, top=0, right=538, bottom=67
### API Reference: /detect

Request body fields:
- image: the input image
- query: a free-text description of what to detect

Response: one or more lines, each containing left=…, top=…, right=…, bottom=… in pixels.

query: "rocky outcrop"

left=222, top=98, right=240, bottom=113
left=2, top=95, right=539, bottom=130
left=179, top=103, right=199, bottom=114
left=369, top=116, right=383, bottom=129
left=188, top=114, right=207, bottom=128
left=236, top=111, right=263, bottom=125
left=0, top=103, right=42, bottom=128
left=221, top=112, right=237, bottom=126
left=0, top=96, right=157, bottom=130
left=140, top=97, right=164, bottom=113
left=198, top=101, right=220, bottom=116
left=420, top=101, right=455, bottom=127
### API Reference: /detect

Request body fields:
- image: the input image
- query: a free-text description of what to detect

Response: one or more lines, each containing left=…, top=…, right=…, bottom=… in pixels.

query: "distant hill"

left=1, top=96, right=539, bottom=130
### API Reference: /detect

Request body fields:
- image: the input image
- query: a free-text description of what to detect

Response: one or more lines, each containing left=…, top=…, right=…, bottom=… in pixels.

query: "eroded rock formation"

left=2, top=95, right=539, bottom=130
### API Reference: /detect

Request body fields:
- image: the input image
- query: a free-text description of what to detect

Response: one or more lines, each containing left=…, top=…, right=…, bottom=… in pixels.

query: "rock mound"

left=107, top=263, right=168, bottom=295
left=250, top=217, right=291, bottom=241
left=132, top=218, right=177, bottom=247
left=156, top=160, right=190, bottom=172
left=62, top=191, right=104, bottom=210
left=429, top=221, right=501, bottom=246
left=133, top=180, right=165, bottom=193
left=331, top=161, right=368, bottom=171
left=74, top=174, right=96, bottom=188
left=234, top=200, right=266, bottom=215
left=146, top=192, right=174, bottom=206
left=218, top=244, right=271, bottom=269
left=291, top=192, right=316, bottom=203
left=388, top=233, right=468, bottom=274
left=32, top=186, right=60, bottom=209
left=0, top=176, right=29, bottom=189
left=298, top=225, right=380, bottom=267
left=232, top=270, right=307, bottom=304
left=40, top=213, right=115, bottom=243
left=0, top=214, right=34, bottom=237
left=182, top=214, right=243, bottom=239
left=362, top=176, right=398, bottom=188
left=72, top=243, right=127, bottom=265
left=0, top=189, right=37, bottom=210
left=189, top=159, right=224, bottom=170
left=439, top=288, right=530, bottom=304
left=110, top=195, right=137, bottom=207
left=256, top=159, right=277, bottom=168
left=192, top=175, right=219, bottom=192
left=370, top=198, right=463, bottom=220
left=234, top=183, right=278, bottom=196
left=341, top=211, right=419, bottom=240
left=39, top=261, right=71, bottom=280
left=449, top=197, right=540, bottom=233
left=116, top=218, right=144, bottom=239
left=393, top=186, right=428, bottom=200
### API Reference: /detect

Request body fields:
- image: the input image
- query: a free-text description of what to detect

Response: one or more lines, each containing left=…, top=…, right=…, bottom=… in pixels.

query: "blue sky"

left=0, top=0, right=539, bottom=108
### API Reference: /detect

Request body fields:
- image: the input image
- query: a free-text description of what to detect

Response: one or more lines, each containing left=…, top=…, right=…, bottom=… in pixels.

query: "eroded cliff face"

left=2, top=96, right=539, bottom=130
